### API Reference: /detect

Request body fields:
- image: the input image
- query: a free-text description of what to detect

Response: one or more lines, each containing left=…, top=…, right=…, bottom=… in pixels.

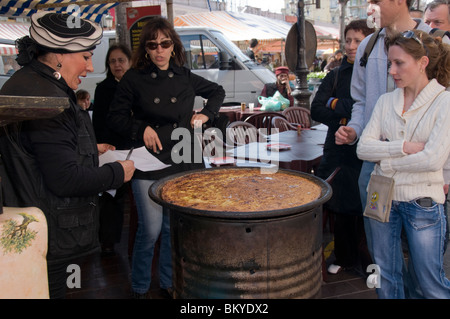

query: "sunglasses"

left=401, top=30, right=428, bottom=56
left=145, top=40, right=173, bottom=50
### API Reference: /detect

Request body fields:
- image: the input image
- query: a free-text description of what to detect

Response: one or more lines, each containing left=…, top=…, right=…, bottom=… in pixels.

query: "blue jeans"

left=131, top=179, right=172, bottom=294
left=359, top=161, right=422, bottom=298
left=366, top=200, right=450, bottom=299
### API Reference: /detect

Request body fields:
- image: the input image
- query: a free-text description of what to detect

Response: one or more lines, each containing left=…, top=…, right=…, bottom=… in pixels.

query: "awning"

left=314, top=24, right=340, bottom=40
left=0, top=44, right=17, bottom=55
left=174, top=11, right=339, bottom=45
left=0, top=22, right=30, bottom=54
left=174, top=11, right=291, bottom=44
left=0, top=0, right=119, bottom=23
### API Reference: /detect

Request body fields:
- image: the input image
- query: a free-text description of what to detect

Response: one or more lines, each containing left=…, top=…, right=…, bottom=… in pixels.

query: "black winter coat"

left=92, top=76, right=132, bottom=150
left=310, top=57, right=362, bottom=214
left=0, top=59, right=125, bottom=263
left=108, top=61, right=225, bottom=180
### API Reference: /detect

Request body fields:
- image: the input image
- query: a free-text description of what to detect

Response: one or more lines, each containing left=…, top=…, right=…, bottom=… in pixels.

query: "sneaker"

left=327, top=264, right=342, bottom=274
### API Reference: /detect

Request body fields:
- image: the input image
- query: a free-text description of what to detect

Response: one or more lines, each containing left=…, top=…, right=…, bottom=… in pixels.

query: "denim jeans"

left=131, top=179, right=172, bottom=294
left=359, top=161, right=422, bottom=298
left=365, top=199, right=450, bottom=299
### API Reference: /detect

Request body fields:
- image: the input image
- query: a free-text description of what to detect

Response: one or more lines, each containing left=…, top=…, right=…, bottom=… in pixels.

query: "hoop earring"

left=145, top=53, right=150, bottom=60
left=171, top=51, right=175, bottom=58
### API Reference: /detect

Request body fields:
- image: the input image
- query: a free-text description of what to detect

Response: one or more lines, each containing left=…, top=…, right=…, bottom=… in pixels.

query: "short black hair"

left=250, top=38, right=258, bottom=48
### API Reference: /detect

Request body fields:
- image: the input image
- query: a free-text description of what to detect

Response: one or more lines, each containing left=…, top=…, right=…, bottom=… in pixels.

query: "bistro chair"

left=282, top=106, right=312, bottom=128
left=244, top=112, right=287, bottom=135
left=271, top=116, right=299, bottom=133
left=226, top=121, right=258, bottom=146
left=196, top=128, right=232, bottom=159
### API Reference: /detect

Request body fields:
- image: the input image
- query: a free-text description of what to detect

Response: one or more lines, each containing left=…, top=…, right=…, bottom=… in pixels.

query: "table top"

left=226, top=127, right=327, bottom=170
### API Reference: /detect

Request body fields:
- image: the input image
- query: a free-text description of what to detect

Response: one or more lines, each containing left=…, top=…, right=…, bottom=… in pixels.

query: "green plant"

left=307, top=71, right=326, bottom=80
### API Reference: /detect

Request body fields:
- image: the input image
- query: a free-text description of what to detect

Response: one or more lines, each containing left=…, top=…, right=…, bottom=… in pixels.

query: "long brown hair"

left=385, top=29, right=450, bottom=86
left=131, top=17, right=186, bottom=69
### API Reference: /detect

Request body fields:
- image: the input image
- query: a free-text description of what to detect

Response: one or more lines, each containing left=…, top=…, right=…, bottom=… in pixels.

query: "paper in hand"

left=99, top=146, right=171, bottom=172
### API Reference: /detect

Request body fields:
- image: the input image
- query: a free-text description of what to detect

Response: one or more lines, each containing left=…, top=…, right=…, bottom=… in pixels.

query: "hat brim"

left=30, top=11, right=102, bottom=53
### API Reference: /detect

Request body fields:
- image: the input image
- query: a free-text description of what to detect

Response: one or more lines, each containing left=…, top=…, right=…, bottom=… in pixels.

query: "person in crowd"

left=107, top=17, right=225, bottom=299
left=246, top=38, right=258, bottom=61
left=76, top=89, right=92, bottom=111
left=424, top=0, right=450, bottom=32
left=258, top=66, right=294, bottom=107
left=335, top=0, right=450, bottom=298
left=324, top=49, right=344, bottom=72
left=357, top=29, right=450, bottom=298
left=0, top=12, right=135, bottom=299
left=92, top=44, right=133, bottom=257
left=311, top=19, right=374, bottom=275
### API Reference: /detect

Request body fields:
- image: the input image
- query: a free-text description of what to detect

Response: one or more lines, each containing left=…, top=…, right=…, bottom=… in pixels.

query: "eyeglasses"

left=402, top=30, right=429, bottom=56
left=145, top=40, right=173, bottom=50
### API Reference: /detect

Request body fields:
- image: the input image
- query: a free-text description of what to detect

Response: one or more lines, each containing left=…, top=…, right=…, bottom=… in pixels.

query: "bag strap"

left=409, top=90, right=445, bottom=139
left=359, top=28, right=382, bottom=67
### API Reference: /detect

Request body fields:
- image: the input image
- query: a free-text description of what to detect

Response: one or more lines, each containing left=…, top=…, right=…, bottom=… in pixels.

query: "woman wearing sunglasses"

left=357, top=29, right=450, bottom=298
left=108, top=17, right=225, bottom=299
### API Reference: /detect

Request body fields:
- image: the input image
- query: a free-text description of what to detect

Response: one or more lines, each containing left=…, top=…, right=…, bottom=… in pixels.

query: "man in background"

left=246, top=38, right=258, bottom=61
left=424, top=0, right=450, bottom=31
left=324, top=49, right=343, bottom=72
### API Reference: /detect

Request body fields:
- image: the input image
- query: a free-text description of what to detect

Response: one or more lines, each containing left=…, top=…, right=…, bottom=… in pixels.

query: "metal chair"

left=244, top=112, right=287, bottom=135
left=271, top=116, right=299, bottom=133
left=226, top=121, right=258, bottom=146
left=282, top=106, right=312, bottom=128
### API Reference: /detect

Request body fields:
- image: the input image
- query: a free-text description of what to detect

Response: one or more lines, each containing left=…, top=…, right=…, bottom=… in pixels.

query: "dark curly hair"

left=131, top=17, right=185, bottom=69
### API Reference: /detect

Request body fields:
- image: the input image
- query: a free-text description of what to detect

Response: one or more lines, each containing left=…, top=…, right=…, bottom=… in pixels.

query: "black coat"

left=0, top=59, right=124, bottom=263
left=310, top=57, right=362, bottom=214
left=92, top=76, right=132, bottom=150
left=108, top=61, right=225, bottom=180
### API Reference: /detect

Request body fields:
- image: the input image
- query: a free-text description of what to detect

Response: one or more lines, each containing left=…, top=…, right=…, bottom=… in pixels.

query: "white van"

left=80, top=27, right=276, bottom=109
left=1, top=27, right=276, bottom=109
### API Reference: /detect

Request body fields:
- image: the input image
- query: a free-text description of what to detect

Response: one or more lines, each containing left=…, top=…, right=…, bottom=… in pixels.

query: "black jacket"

left=310, top=56, right=362, bottom=214
left=0, top=59, right=125, bottom=263
left=92, top=76, right=132, bottom=150
left=108, top=61, right=225, bottom=180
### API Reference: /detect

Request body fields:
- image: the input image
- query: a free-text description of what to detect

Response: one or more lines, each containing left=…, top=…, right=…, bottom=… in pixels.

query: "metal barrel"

left=170, top=206, right=322, bottom=299
left=149, top=167, right=332, bottom=299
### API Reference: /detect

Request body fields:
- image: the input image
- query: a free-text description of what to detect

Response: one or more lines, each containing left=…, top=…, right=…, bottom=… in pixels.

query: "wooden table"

left=226, top=127, right=327, bottom=174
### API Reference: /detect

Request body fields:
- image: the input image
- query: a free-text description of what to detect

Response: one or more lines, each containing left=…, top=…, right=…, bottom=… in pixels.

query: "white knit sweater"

left=357, top=79, right=450, bottom=204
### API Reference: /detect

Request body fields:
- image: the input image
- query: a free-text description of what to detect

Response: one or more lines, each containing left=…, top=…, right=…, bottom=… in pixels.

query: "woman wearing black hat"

left=0, top=12, right=135, bottom=298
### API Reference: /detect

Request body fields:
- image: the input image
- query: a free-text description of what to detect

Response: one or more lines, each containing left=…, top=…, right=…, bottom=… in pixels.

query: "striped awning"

left=0, top=22, right=30, bottom=54
left=174, top=11, right=339, bottom=45
left=0, top=0, right=119, bottom=23
left=174, top=11, right=291, bottom=44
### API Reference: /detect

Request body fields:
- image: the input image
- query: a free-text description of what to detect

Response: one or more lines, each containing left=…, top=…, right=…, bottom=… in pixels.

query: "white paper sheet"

left=99, top=146, right=171, bottom=172
left=99, top=146, right=171, bottom=197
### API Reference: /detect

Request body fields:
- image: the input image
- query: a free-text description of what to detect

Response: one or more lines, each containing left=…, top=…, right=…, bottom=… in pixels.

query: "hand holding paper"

left=99, top=146, right=171, bottom=172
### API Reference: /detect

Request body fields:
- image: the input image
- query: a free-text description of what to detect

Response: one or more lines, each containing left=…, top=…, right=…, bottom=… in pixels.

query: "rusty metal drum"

left=149, top=167, right=332, bottom=299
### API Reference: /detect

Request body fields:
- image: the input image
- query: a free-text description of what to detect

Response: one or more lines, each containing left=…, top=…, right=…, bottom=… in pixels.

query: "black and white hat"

left=30, top=11, right=102, bottom=53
